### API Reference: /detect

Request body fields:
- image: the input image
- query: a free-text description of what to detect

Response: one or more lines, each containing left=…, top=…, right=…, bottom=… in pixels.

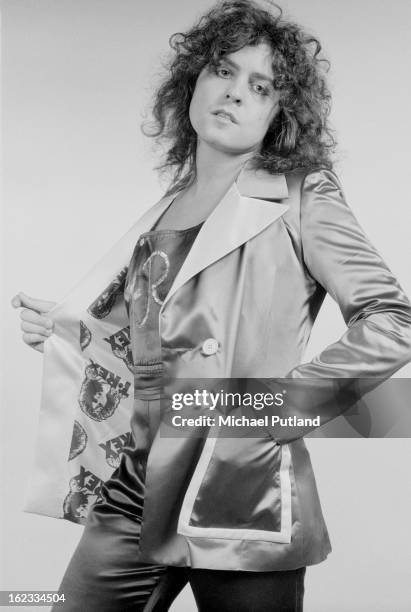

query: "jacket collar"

left=236, top=164, right=289, bottom=199
left=62, top=166, right=289, bottom=312
left=161, top=165, right=289, bottom=308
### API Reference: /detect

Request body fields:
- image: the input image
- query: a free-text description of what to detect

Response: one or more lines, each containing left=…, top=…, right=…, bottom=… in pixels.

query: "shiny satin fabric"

left=138, top=168, right=411, bottom=570
left=25, top=164, right=411, bottom=574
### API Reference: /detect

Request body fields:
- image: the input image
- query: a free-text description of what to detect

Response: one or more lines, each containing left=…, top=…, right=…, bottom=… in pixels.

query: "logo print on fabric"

left=103, top=326, right=134, bottom=372
left=63, top=466, right=104, bottom=525
left=78, top=362, right=131, bottom=422
left=98, top=431, right=132, bottom=468
left=128, top=251, right=170, bottom=327
left=87, top=266, right=128, bottom=319
left=68, top=420, right=88, bottom=460
left=79, top=321, right=92, bottom=351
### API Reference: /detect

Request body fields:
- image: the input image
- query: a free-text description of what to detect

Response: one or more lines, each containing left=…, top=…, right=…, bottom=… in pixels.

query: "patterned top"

left=124, top=223, right=203, bottom=393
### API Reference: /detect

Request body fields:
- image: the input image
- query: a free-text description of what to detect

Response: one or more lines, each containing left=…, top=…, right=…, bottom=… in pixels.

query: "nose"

left=225, top=91, right=241, bottom=104
left=225, top=82, right=243, bottom=104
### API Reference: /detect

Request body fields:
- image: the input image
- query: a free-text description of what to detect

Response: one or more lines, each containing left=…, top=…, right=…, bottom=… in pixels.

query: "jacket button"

left=201, top=338, right=219, bottom=355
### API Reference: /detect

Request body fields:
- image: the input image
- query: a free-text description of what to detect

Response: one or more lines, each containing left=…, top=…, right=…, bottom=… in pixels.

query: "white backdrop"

left=2, top=1, right=411, bottom=610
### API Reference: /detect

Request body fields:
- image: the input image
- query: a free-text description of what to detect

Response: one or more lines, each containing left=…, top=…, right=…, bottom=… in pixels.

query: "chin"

left=196, top=127, right=238, bottom=149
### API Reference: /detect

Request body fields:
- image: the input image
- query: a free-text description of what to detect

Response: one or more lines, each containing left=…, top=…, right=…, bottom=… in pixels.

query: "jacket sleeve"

left=271, top=168, right=411, bottom=442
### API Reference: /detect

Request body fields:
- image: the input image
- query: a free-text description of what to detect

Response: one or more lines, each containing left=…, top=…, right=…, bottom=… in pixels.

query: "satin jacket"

left=24, top=165, right=411, bottom=571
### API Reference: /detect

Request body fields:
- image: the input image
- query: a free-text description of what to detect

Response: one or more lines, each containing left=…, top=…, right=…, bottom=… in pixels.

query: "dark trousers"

left=53, top=504, right=305, bottom=611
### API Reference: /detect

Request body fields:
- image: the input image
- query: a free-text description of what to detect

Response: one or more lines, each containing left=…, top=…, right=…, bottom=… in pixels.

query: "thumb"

left=11, top=292, right=56, bottom=313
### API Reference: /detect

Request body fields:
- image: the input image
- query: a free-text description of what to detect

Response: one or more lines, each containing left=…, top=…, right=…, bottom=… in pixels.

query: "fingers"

left=11, top=292, right=56, bottom=313
left=20, top=320, right=53, bottom=336
left=12, top=292, right=56, bottom=352
left=19, top=308, right=54, bottom=331
left=22, top=334, right=45, bottom=353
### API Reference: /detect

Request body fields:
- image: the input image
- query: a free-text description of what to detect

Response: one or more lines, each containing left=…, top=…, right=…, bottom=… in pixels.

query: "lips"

left=212, top=109, right=238, bottom=124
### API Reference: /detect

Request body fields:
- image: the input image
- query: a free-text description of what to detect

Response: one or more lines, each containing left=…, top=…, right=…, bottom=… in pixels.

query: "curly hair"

left=142, top=0, right=336, bottom=196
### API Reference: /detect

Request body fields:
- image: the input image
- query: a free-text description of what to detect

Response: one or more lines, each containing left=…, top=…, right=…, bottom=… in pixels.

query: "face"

left=91, top=387, right=108, bottom=412
left=189, top=42, right=280, bottom=156
left=76, top=503, right=89, bottom=519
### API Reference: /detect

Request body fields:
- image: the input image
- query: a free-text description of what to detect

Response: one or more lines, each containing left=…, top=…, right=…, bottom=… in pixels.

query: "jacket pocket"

left=177, top=432, right=292, bottom=543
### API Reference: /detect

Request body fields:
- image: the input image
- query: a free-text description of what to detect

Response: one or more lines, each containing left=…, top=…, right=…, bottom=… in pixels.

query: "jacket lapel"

left=161, top=167, right=290, bottom=309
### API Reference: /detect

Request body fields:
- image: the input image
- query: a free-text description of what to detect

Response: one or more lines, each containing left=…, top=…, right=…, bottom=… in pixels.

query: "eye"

left=215, top=66, right=231, bottom=78
left=253, top=83, right=269, bottom=96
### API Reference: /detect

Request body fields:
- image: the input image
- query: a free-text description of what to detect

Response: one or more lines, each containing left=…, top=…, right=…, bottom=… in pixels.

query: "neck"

left=189, top=140, right=256, bottom=198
